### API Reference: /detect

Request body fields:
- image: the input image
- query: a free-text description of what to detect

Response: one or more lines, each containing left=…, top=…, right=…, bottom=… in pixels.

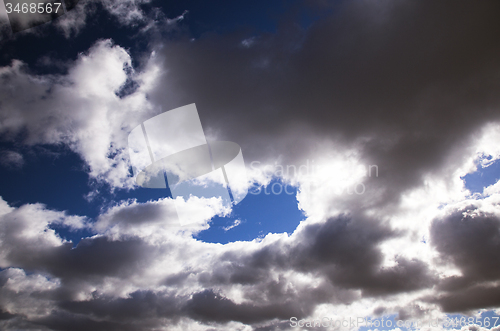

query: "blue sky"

left=0, top=141, right=305, bottom=245
left=463, top=158, right=500, bottom=194
left=1, top=1, right=500, bottom=330
left=196, top=179, right=305, bottom=244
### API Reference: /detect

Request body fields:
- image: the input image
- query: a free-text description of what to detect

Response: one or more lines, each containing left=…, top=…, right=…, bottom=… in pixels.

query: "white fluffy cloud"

left=0, top=39, right=159, bottom=188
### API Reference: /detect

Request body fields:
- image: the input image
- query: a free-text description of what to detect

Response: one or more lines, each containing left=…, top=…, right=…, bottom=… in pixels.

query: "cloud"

left=142, top=0, right=500, bottom=211
left=290, top=214, right=436, bottom=296
left=432, top=285, right=500, bottom=313
left=431, top=207, right=500, bottom=282
left=429, top=203, right=500, bottom=312
left=6, top=0, right=500, bottom=203
left=184, top=288, right=309, bottom=324
left=0, top=195, right=497, bottom=329
left=0, top=268, right=60, bottom=321
left=223, top=219, right=241, bottom=231
left=0, top=195, right=435, bottom=329
left=94, top=196, right=230, bottom=241
left=54, top=0, right=187, bottom=38
left=0, top=39, right=156, bottom=188
left=0, top=150, right=23, bottom=168
left=2, top=0, right=500, bottom=329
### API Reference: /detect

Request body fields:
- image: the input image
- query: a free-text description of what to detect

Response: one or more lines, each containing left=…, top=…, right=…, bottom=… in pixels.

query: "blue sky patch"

left=462, top=157, right=500, bottom=194
left=196, top=179, right=305, bottom=244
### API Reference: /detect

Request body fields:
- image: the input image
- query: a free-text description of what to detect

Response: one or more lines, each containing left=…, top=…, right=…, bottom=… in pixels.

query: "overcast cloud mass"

left=1, top=0, right=500, bottom=330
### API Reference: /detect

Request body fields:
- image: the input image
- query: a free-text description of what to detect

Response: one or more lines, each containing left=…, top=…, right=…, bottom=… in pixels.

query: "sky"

left=1, top=0, right=500, bottom=330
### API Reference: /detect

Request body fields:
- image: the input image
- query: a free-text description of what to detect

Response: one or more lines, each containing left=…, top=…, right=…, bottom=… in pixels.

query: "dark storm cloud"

left=40, top=214, right=431, bottom=328
left=59, top=290, right=182, bottom=320
left=0, top=203, right=434, bottom=329
left=39, top=237, right=156, bottom=279
left=145, top=214, right=433, bottom=327
left=146, top=0, right=500, bottom=208
left=197, top=214, right=433, bottom=313
left=34, top=310, right=139, bottom=331
left=0, top=309, right=16, bottom=320
left=429, top=206, right=500, bottom=312
left=431, top=208, right=500, bottom=282
left=431, top=284, right=500, bottom=313
left=52, top=286, right=313, bottom=327
left=184, top=289, right=306, bottom=324
left=197, top=248, right=360, bottom=321
left=291, top=214, right=436, bottom=296
left=5, top=236, right=170, bottom=305
left=0, top=204, right=166, bottom=299
left=6, top=236, right=156, bottom=281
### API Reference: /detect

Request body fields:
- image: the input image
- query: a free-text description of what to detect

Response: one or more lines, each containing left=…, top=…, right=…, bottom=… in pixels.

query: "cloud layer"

left=1, top=0, right=500, bottom=330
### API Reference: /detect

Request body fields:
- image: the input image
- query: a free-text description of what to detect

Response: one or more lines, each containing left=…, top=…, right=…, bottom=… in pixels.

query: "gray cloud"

left=430, top=206, right=500, bottom=312
left=431, top=208, right=500, bottom=282
left=431, top=285, right=500, bottom=313
left=34, top=310, right=139, bottom=331
left=0, top=203, right=437, bottom=328
left=188, top=214, right=434, bottom=325
left=59, top=290, right=182, bottom=320
left=145, top=0, right=500, bottom=209
left=291, top=215, right=436, bottom=296
left=0, top=150, right=23, bottom=168
left=184, top=289, right=304, bottom=324
left=2, top=0, right=500, bottom=329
